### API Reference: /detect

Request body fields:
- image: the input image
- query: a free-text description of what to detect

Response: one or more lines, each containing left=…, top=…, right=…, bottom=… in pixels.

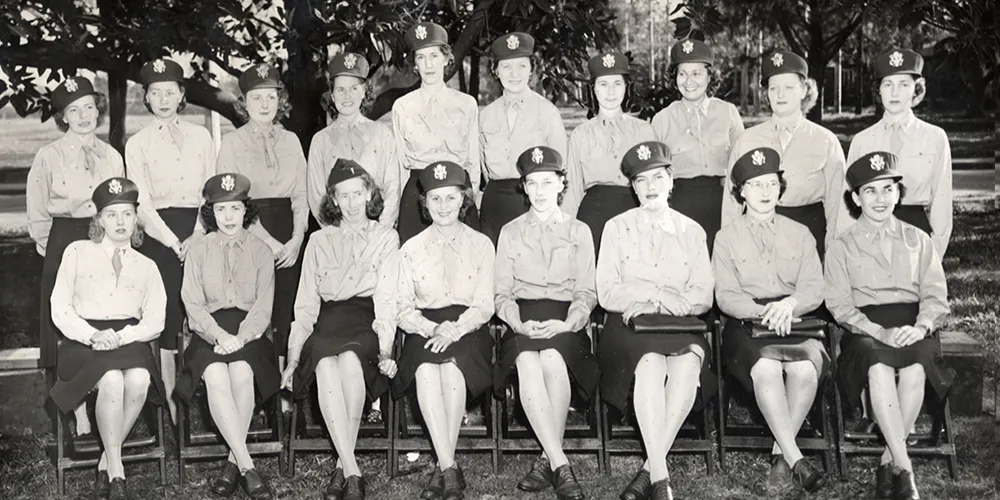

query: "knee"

left=202, top=363, right=230, bottom=391
left=123, top=369, right=151, bottom=394
left=635, top=353, right=668, bottom=379
left=867, top=363, right=894, bottom=384
left=228, top=361, right=255, bottom=386
left=515, top=352, right=543, bottom=379
left=98, top=370, right=125, bottom=393
left=315, top=356, right=337, bottom=379
left=750, top=360, right=783, bottom=385
left=666, top=353, right=702, bottom=385
left=337, top=351, right=364, bottom=378
left=538, top=350, right=569, bottom=377
left=898, top=364, right=926, bottom=386
left=784, top=361, right=818, bottom=386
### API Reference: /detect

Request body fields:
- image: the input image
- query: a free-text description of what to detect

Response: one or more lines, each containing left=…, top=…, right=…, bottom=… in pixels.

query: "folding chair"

left=597, top=316, right=716, bottom=476
left=714, top=317, right=836, bottom=471
left=175, top=326, right=285, bottom=483
left=494, top=320, right=605, bottom=474
left=390, top=327, right=501, bottom=475
left=48, top=340, right=168, bottom=494
left=831, top=325, right=958, bottom=478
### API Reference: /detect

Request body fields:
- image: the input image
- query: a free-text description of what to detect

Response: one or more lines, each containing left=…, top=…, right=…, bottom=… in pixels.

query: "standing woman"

left=281, top=160, right=400, bottom=500
left=217, top=63, right=307, bottom=390
left=175, top=174, right=279, bottom=500
left=392, top=162, right=495, bottom=500
left=126, top=58, right=217, bottom=422
left=393, top=22, right=482, bottom=243
left=493, top=146, right=597, bottom=500
left=478, top=32, right=568, bottom=245
left=309, top=52, right=400, bottom=228
left=49, top=177, right=166, bottom=500
left=847, top=48, right=952, bottom=256
left=563, top=51, right=656, bottom=255
left=721, top=51, right=849, bottom=257
left=597, top=142, right=717, bottom=500
left=651, top=39, right=744, bottom=253
left=712, top=147, right=827, bottom=494
left=27, top=76, right=125, bottom=434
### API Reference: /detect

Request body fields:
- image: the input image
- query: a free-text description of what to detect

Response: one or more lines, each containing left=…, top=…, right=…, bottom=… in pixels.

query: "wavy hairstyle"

left=235, top=87, right=293, bottom=124
left=872, top=74, right=927, bottom=110
left=418, top=185, right=476, bottom=223
left=518, top=170, right=570, bottom=206
left=763, top=75, right=819, bottom=115
left=199, top=200, right=260, bottom=232
left=88, top=209, right=144, bottom=247
left=730, top=172, right=789, bottom=206
left=843, top=182, right=908, bottom=219
left=319, top=169, right=385, bottom=226
left=54, top=93, right=110, bottom=133
left=665, top=63, right=723, bottom=100
left=142, top=81, right=187, bottom=114
left=585, top=74, right=636, bottom=119
left=320, top=75, right=376, bottom=120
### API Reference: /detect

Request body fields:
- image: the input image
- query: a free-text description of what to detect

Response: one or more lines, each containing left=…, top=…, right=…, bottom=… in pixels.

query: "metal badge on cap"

left=507, top=35, right=519, bottom=50
left=889, top=51, right=904, bottom=67
left=222, top=175, right=236, bottom=191
left=109, top=179, right=123, bottom=194
left=682, top=40, right=694, bottom=54
left=153, top=60, right=166, bottom=73
left=752, top=150, right=766, bottom=166
left=415, top=25, right=427, bottom=40
left=256, top=65, right=269, bottom=78
left=531, top=148, right=544, bottom=163
left=771, top=53, right=783, bottom=66
left=637, top=145, right=651, bottom=161
left=64, top=79, right=78, bottom=92
left=433, top=164, right=447, bottom=180
left=870, top=154, right=886, bottom=171
left=344, top=54, right=357, bottom=69
left=602, top=54, right=616, bottom=68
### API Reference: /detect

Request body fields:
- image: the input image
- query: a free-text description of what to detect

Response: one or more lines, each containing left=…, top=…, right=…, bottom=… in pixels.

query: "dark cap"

left=203, top=173, right=252, bottom=204
left=875, top=48, right=923, bottom=79
left=238, top=64, right=283, bottom=95
left=326, top=158, right=367, bottom=189
left=51, top=76, right=99, bottom=112
left=761, top=51, right=808, bottom=84
left=490, top=32, right=535, bottom=61
left=516, top=146, right=563, bottom=177
left=731, top=147, right=782, bottom=186
left=92, top=177, right=140, bottom=212
left=670, top=39, right=715, bottom=67
left=419, top=161, right=467, bottom=192
left=405, top=22, right=449, bottom=52
left=621, top=141, right=671, bottom=179
left=588, top=51, right=630, bottom=79
left=328, top=52, right=371, bottom=80
left=139, top=58, right=185, bottom=86
left=846, top=152, right=903, bottom=191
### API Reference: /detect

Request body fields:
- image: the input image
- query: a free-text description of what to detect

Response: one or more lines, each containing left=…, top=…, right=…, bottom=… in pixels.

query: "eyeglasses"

left=744, top=180, right=780, bottom=190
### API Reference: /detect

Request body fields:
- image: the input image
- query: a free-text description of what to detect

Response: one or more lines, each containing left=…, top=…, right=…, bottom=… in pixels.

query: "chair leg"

left=386, top=395, right=396, bottom=476
left=57, top=409, right=66, bottom=495
left=491, top=397, right=500, bottom=474
left=157, top=403, right=167, bottom=485
left=703, top=405, right=715, bottom=476
left=943, top=399, right=958, bottom=480
left=275, top=398, right=286, bottom=477
left=288, top=400, right=299, bottom=477
left=718, top=385, right=728, bottom=472
left=594, top=385, right=605, bottom=476
left=177, top=401, right=186, bottom=485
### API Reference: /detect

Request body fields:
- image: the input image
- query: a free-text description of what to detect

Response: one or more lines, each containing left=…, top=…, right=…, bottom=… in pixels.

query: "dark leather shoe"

left=94, top=470, right=110, bottom=500
left=517, top=459, right=552, bottom=492
left=420, top=468, right=443, bottom=500
left=552, top=464, right=585, bottom=500
left=791, top=458, right=826, bottom=493
left=240, top=469, right=274, bottom=500
left=766, top=455, right=792, bottom=496
left=323, top=467, right=346, bottom=500
left=650, top=479, right=674, bottom=500
left=210, top=462, right=240, bottom=497
left=442, top=465, right=464, bottom=500
left=893, top=469, right=919, bottom=500
left=108, top=478, right=126, bottom=500
left=343, top=475, right=366, bottom=500
left=875, top=463, right=894, bottom=499
left=620, top=468, right=652, bottom=500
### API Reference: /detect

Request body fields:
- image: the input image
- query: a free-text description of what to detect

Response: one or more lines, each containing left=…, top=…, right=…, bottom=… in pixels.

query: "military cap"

left=731, top=147, right=782, bottom=186
left=51, top=76, right=99, bottom=112
left=491, top=32, right=535, bottom=61
left=621, top=141, right=671, bottom=179
left=875, top=48, right=923, bottom=79
left=203, top=173, right=252, bottom=204
left=846, top=152, right=903, bottom=191
left=670, top=39, right=715, bottom=67
left=138, top=58, right=185, bottom=86
left=762, top=50, right=808, bottom=84
left=327, top=158, right=367, bottom=189
left=405, top=22, right=449, bottom=52
left=419, top=161, right=468, bottom=192
left=238, top=64, right=282, bottom=95
left=328, top=52, right=371, bottom=80
left=588, top=50, right=630, bottom=79
left=516, top=146, right=563, bottom=177
left=93, top=177, right=140, bottom=212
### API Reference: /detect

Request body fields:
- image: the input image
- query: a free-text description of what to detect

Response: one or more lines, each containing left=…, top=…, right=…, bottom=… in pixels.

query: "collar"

left=504, top=91, right=529, bottom=108
left=682, top=97, right=710, bottom=115
left=151, top=116, right=182, bottom=129
left=217, top=228, right=248, bottom=249
left=340, top=219, right=374, bottom=239
left=418, top=82, right=449, bottom=104
left=744, top=212, right=777, bottom=232
left=597, top=110, right=625, bottom=129
left=332, top=113, right=368, bottom=129
left=771, top=113, right=803, bottom=132
left=62, top=131, right=100, bottom=151
left=248, top=121, right=276, bottom=137
left=100, top=237, right=130, bottom=259
left=637, top=207, right=677, bottom=234
left=526, top=208, right=565, bottom=227
left=428, top=223, right=465, bottom=246
left=883, top=110, right=916, bottom=131
left=856, top=215, right=902, bottom=241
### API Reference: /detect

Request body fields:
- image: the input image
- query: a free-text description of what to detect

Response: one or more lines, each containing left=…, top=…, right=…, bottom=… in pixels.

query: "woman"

left=478, top=32, right=568, bottom=245
left=651, top=39, right=744, bottom=254
left=217, top=63, right=307, bottom=392
left=847, top=48, right=952, bottom=256
left=721, top=50, right=849, bottom=257
left=309, top=52, right=400, bottom=228
left=826, top=151, right=952, bottom=500
left=126, top=58, right=217, bottom=422
left=392, top=162, right=495, bottom=500
left=596, top=141, right=717, bottom=500
left=175, top=173, right=279, bottom=500
left=493, top=146, right=597, bottom=500
left=564, top=51, right=656, bottom=255
left=27, top=76, right=125, bottom=435
left=712, top=147, right=827, bottom=494
left=48, top=177, right=166, bottom=500
left=280, top=160, right=399, bottom=500
left=393, top=22, right=481, bottom=243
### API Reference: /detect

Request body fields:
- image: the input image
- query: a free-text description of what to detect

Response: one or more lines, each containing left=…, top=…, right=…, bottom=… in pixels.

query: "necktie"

left=506, top=100, right=521, bottom=131
left=112, top=248, right=123, bottom=284
left=778, top=125, right=794, bottom=152
left=346, top=121, right=366, bottom=157
left=166, top=122, right=185, bottom=151
left=81, top=143, right=102, bottom=172
left=876, top=231, right=893, bottom=264
left=257, top=127, right=279, bottom=169
left=750, top=221, right=774, bottom=256
left=888, top=122, right=905, bottom=156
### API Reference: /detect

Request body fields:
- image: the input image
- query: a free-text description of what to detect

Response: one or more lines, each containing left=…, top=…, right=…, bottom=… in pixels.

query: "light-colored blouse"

left=479, top=90, right=568, bottom=180
left=651, top=97, right=745, bottom=179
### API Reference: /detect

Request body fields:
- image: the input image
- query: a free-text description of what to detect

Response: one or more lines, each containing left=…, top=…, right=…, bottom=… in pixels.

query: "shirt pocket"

left=512, top=253, right=547, bottom=287
left=899, top=145, right=937, bottom=191
left=775, top=247, right=802, bottom=285
left=548, top=243, right=576, bottom=285
left=480, top=120, right=508, bottom=167
left=316, top=265, right=342, bottom=295
left=234, top=267, right=259, bottom=304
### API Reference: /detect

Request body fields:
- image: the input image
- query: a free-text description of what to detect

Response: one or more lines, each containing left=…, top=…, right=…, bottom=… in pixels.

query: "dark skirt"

left=577, top=185, right=638, bottom=258
left=291, top=297, right=388, bottom=402
left=139, top=207, right=198, bottom=350
left=597, top=313, right=717, bottom=412
left=39, top=217, right=91, bottom=369
left=480, top=178, right=528, bottom=246
left=776, top=202, right=826, bottom=258
left=391, top=305, right=494, bottom=400
left=398, top=169, right=481, bottom=244
left=49, top=318, right=166, bottom=413
left=894, top=205, right=932, bottom=235
left=174, top=308, right=280, bottom=405
left=670, top=176, right=724, bottom=255
left=837, top=302, right=955, bottom=411
left=493, top=299, right=599, bottom=401
left=255, top=197, right=302, bottom=355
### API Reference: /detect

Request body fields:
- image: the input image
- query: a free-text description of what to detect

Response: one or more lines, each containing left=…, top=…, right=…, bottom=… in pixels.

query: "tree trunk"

left=806, top=33, right=827, bottom=123
left=106, top=67, right=128, bottom=157
left=458, top=58, right=467, bottom=92
left=184, top=81, right=243, bottom=126
left=469, top=52, right=481, bottom=99
left=283, top=0, right=324, bottom=155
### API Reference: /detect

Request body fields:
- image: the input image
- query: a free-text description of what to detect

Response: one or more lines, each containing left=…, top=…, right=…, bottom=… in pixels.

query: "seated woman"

left=49, top=177, right=166, bottom=500
left=493, top=146, right=598, bottom=500
left=826, top=151, right=952, bottom=500
left=175, top=173, right=280, bottom=500
left=392, top=162, right=495, bottom=500
left=712, top=147, right=827, bottom=494
left=596, top=142, right=717, bottom=500
left=281, top=159, right=400, bottom=500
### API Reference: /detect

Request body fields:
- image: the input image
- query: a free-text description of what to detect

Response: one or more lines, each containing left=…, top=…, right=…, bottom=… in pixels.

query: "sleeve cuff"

left=418, top=318, right=437, bottom=338
left=916, top=319, right=936, bottom=334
